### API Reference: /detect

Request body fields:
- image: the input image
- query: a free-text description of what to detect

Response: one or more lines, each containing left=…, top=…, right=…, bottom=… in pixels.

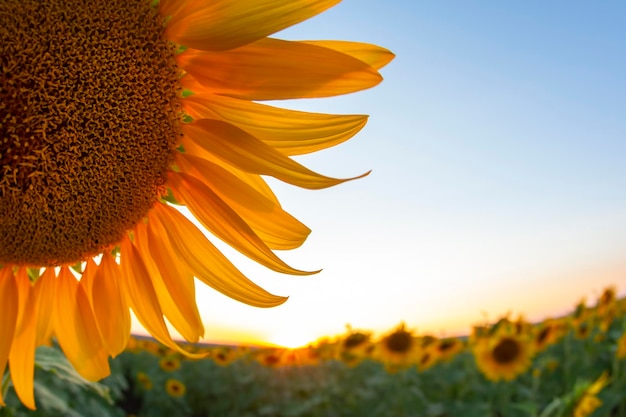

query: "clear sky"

left=135, top=1, right=626, bottom=348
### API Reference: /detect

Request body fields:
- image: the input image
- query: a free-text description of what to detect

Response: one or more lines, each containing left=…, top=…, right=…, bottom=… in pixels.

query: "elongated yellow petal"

left=302, top=41, right=395, bottom=70
left=183, top=93, right=367, bottom=156
left=90, top=253, right=130, bottom=357
left=135, top=222, right=204, bottom=343
left=34, top=268, right=57, bottom=347
left=169, top=171, right=312, bottom=275
left=176, top=153, right=311, bottom=250
left=150, top=203, right=289, bottom=307
left=183, top=119, right=369, bottom=189
left=178, top=38, right=381, bottom=100
left=165, top=0, right=340, bottom=51
left=118, top=237, right=206, bottom=358
left=182, top=136, right=281, bottom=204
left=0, top=268, right=19, bottom=407
left=54, top=267, right=110, bottom=382
left=9, top=269, right=37, bottom=410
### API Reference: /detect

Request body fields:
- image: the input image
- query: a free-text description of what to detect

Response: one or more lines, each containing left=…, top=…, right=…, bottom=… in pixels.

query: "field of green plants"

left=1, top=287, right=625, bottom=417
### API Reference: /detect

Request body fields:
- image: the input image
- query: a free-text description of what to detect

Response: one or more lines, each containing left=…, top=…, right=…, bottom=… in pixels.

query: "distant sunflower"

left=616, top=331, right=626, bottom=360
left=532, top=319, right=564, bottom=353
left=473, top=331, right=533, bottom=382
left=338, top=330, right=372, bottom=367
left=136, top=372, right=153, bottom=391
left=165, top=379, right=186, bottom=398
left=0, top=0, right=392, bottom=409
left=434, top=337, right=465, bottom=363
left=373, top=323, right=420, bottom=372
left=159, top=356, right=181, bottom=372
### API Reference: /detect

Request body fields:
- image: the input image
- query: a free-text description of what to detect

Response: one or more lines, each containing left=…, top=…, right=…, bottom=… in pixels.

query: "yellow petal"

left=183, top=119, right=369, bottom=189
left=183, top=93, right=368, bottom=156
left=182, top=136, right=281, bottom=204
left=0, top=268, right=19, bottom=407
left=169, top=171, right=312, bottom=274
left=302, top=41, right=395, bottom=70
left=118, top=236, right=206, bottom=358
left=34, top=268, right=57, bottom=347
left=176, top=153, right=310, bottom=250
left=178, top=38, right=381, bottom=100
left=165, top=0, right=340, bottom=51
left=9, top=269, right=37, bottom=410
left=150, top=202, right=289, bottom=307
left=135, top=222, right=204, bottom=343
left=89, top=253, right=130, bottom=357
left=53, top=267, right=110, bottom=382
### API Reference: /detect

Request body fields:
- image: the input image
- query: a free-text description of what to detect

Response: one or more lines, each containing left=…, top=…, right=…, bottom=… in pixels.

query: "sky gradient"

left=134, top=1, right=626, bottom=348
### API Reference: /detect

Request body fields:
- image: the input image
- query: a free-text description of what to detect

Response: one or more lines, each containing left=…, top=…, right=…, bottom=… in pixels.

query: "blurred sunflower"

left=337, top=329, right=372, bottom=367
left=373, top=323, right=420, bottom=372
left=532, top=319, right=565, bottom=353
left=0, top=0, right=392, bottom=408
left=434, top=337, right=465, bottom=363
left=616, top=331, right=626, bottom=360
left=473, top=331, right=533, bottom=382
left=159, top=356, right=181, bottom=372
left=165, top=379, right=186, bottom=398
left=136, top=372, right=153, bottom=391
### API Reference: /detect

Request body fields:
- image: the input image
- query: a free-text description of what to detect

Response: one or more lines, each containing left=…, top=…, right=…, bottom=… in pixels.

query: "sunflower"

left=0, top=0, right=392, bottom=409
left=372, top=323, right=420, bottom=372
left=165, top=379, right=186, bottom=398
left=434, top=337, right=465, bottom=363
left=616, top=331, right=626, bottom=360
left=159, top=356, right=181, bottom=372
left=473, top=330, right=534, bottom=382
left=337, top=329, right=372, bottom=367
left=532, top=319, right=565, bottom=353
left=136, top=371, right=153, bottom=391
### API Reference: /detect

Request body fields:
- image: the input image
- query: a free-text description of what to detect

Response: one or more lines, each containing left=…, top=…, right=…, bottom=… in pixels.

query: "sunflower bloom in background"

left=472, top=328, right=534, bottom=382
left=568, top=372, right=610, bottom=417
left=0, top=0, right=393, bottom=409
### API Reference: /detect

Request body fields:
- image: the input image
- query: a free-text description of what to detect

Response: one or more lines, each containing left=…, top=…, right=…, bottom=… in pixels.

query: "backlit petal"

left=179, top=38, right=381, bottom=100
left=302, top=41, right=395, bottom=70
left=150, top=203, right=289, bottom=307
left=183, top=119, right=369, bottom=189
left=166, top=0, right=340, bottom=51
left=34, top=268, right=57, bottom=347
left=9, top=269, right=37, bottom=410
left=176, top=152, right=310, bottom=249
left=90, top=253, right=130, bottom=357
left=183, top=93, right=368, bottom=156
left=53, top=267, right=110, bottom=382
left=169, top=171, right=312, bottom=274
left=118, top=237, right=206, bottom=358
left=135, top=222, right=204, bottom=343
left=0, top=268, right=19, bottom=406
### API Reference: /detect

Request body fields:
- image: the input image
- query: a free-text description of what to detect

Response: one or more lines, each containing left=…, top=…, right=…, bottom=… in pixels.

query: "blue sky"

left=137, top=1, right=626, bottom=347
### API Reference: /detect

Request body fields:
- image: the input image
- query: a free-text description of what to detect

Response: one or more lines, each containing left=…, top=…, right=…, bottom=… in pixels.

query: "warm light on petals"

left=302, top=41, right=395, bottom=70
left=33, top=268, right=57, bottom=347
left=137, top=222, right=205, bottom=342
left=179, top=38, right=382, bottom=100
left=90, top=253, right=130, bottom=357
left=0, top=269, right=19, bottom=406
left=165, top=0, right=340, bottom=51
left=8, top=270, right=38, bottom=409
left=150, top=203, right=289, bottom=308
left=53, top=268, right=110, bottom=382
left=176, top=152, right=311, bottom=250
left=169, top=171, right=312, bottom=274
left=182, top=119, right=369, bottom=189
left=183, top=93, right=368, bottom=156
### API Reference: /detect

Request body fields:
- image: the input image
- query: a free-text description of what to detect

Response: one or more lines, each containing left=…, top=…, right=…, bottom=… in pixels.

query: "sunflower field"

left=1, top=286, right=625, bottom=417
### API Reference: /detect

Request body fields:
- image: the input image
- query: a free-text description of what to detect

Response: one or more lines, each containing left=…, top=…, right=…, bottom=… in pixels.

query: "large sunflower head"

left=472, top=330, right=534, bottom=382
left=0, top=0, right=393, bottom=408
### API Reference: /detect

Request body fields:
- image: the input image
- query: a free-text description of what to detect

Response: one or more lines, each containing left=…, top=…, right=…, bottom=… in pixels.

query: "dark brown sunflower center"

left=536, top=327, right=551, bottom=344
left=386, top=331, right=412, bottom=353
left=0, top=0, right=181, bottom=266
left=492, top=338, right=521, bottom=364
